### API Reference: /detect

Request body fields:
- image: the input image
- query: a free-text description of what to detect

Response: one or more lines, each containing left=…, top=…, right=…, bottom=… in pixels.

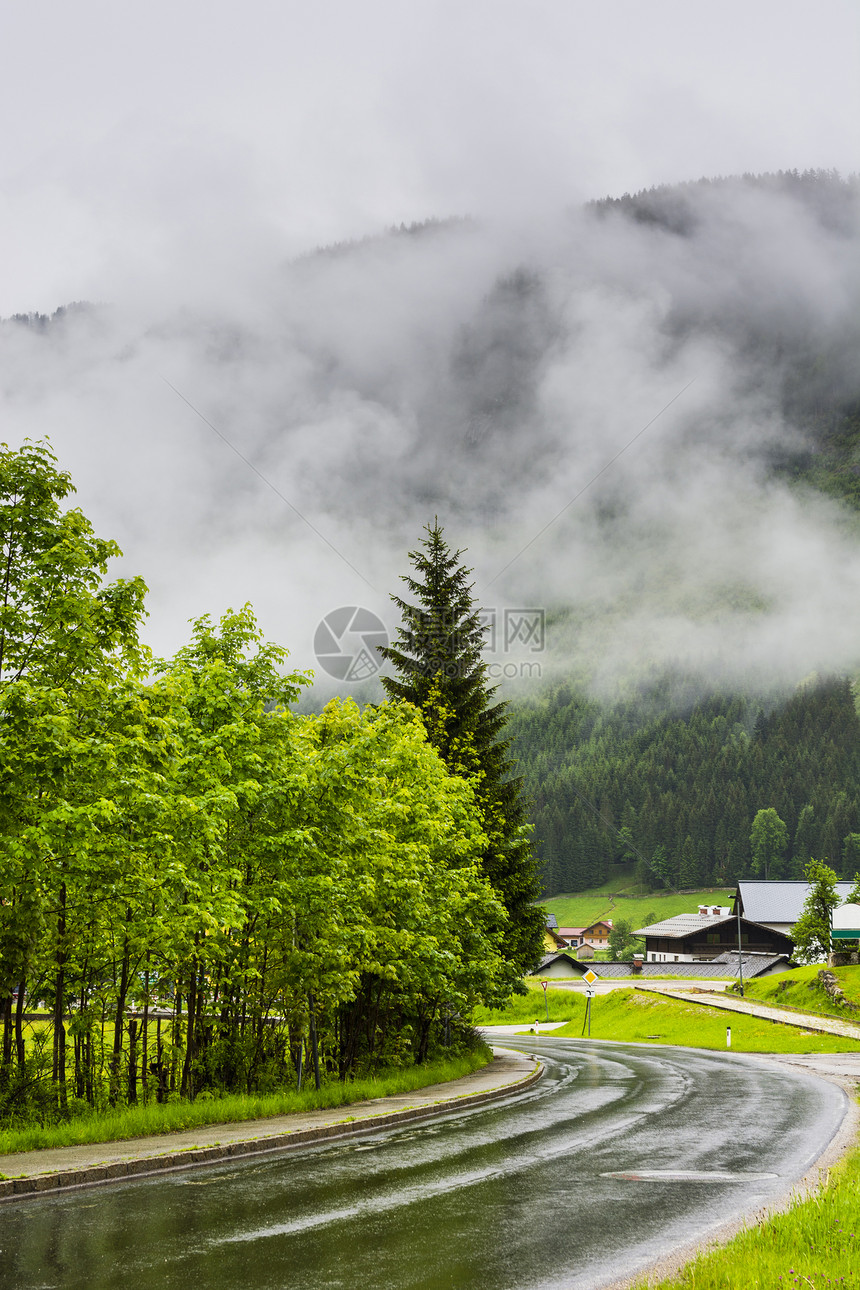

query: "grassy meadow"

left=543, top=878, right=735, bottom=930
left=737, top=963, right=860, bottom=1020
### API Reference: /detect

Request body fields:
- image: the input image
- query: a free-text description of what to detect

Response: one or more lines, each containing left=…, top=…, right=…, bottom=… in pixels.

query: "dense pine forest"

left=510, top=675, right=860, bottom=895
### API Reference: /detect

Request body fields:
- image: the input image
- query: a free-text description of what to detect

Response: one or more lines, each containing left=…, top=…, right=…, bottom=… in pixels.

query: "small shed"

left=530, top=952, right=587, bottom=980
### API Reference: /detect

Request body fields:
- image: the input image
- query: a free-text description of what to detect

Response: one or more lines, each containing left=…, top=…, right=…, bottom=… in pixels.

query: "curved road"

left=0, top=1038, right=847, bottom=1290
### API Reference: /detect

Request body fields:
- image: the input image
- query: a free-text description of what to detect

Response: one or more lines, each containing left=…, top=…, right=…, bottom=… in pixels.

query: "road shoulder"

left=0, top=1047, right=541, bottom=1204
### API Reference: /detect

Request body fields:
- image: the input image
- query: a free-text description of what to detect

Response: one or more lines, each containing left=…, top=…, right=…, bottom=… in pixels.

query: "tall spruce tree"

left=379, top=521, right=544, bottom=975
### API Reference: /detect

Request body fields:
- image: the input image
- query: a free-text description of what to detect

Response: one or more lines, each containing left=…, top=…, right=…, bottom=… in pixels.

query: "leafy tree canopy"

left=792, top=859, right=841, bottom=964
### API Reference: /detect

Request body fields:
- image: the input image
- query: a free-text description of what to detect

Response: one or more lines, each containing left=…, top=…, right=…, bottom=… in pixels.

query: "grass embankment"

left=544, top=885, right=734, bottom=929
left=474, top=981, right=584, bottom=1026
left=480, top=985, right=859, bottom=1054
left=638, top=1119, right=860, bottom=1290
left=0, top=1049, right=491, bottom=1159
left=737, top=964, right=860, bottom=1022
left=550, top=990, right=860, bottom=1053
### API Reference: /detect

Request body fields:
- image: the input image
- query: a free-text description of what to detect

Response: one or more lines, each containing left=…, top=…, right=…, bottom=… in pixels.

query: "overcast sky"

left=2, top=1, right=859, bottom=689
left=1, top=0, right=858, bottom=315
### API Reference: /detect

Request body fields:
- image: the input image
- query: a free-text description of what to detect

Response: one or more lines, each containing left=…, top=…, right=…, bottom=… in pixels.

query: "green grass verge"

left=0, top=1049, right=491, bottom=1157
left=543, top=887, right=734, bottom=930
left=539, top=989, right=860, bottom=1053
left=638, top=1112, right=860, bottom=1289
left=475, top=981, right=588, bottom=1025
left=738, top=964, right=860, bottom=1021
left=475, top=981, right=726, bottom=1028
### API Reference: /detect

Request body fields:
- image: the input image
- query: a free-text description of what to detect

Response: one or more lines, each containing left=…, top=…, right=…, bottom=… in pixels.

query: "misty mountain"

left=3, top=169, right=859, bottom=697
left=5, top=168, right=860, bottom=896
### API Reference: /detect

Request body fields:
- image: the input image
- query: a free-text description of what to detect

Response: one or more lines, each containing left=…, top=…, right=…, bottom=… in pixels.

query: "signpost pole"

left=580, top=970, right=598, bottom=1037
left=541, top=979, right=549, bottom=1021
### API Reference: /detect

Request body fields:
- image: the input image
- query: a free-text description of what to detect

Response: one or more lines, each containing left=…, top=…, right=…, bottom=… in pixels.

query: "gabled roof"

left=634, top=912, right=789, bottom=941
left=735, top=881, right=856, bottom=924
left=531, top=952, right=585, bottom=974
left=545, top=913, right=559, bottom=930
left=711, top=951, right=792, bottom=976
left=634, top=912, right=733, bottom=938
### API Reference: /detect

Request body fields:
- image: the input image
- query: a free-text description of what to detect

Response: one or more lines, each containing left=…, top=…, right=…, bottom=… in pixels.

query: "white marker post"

left=726, top=1026, right=732, bottom=1048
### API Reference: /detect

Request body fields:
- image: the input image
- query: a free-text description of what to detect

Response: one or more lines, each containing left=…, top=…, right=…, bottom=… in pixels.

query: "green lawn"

left=475, top=982, right=584, bottom=1026
left=640, top=1120, right=860, bottom=1289
left=543, top=884, right=735, bottom=930
left=541, top=988, right=860, bottom=1054
left=737, top=963, right=860, bottom=1020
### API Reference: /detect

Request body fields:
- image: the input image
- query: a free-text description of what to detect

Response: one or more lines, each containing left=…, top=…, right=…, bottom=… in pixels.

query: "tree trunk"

left=127, top=1018, right=138, bottom=1104
left=85, top=1031, right=94, bottom=1106
left=308, top=992, right=321, bottom=1090
left=141, top=959, right=150, bottom=1103
left=14, top=977, right=26, bottom=1070
left=52, top=882, right=68, bottom=1112
left=1, top=995, right=12, bottom=1079
left=109, top=909, right=133, bottom=1105
left=171, top=990, right=182, bottom=1093
left=181, top=966, right=198, bottom=1098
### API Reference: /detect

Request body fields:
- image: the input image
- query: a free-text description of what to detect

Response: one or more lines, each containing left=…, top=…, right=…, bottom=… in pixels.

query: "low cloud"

left=3, top=176, right=860, bottom=697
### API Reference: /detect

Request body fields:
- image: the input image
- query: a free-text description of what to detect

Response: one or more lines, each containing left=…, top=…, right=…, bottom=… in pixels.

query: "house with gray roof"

left=733, top=881, right=856, bottom=935
left=634, top=910, right=793, bottom=963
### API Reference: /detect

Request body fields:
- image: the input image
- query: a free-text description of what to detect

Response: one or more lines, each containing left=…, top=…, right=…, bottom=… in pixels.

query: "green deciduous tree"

left=750, top=808, right=788, bottom=880
left=792, top=859, right=840, bottom=963
left=0, top=439, right=147, bottom=691
left=607, top=918, right=644, bottom=962
left=379, top=520, right=544, bottom=976
left=1, top=439, right=149, bottom=1104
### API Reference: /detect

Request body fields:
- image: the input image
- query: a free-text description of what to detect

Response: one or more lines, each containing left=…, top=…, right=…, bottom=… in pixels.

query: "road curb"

left=0, top=1053, right=543, bottom=1204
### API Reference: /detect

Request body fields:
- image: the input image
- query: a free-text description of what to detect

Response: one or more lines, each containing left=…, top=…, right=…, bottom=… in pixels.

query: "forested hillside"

left=500, top=170, right=860, bottom=899
left=510, top=675, right=860, bottom=896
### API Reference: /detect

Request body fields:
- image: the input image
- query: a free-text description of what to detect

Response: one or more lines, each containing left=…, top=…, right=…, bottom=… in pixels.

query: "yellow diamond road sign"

left=583, top=969, right=598, bottom=985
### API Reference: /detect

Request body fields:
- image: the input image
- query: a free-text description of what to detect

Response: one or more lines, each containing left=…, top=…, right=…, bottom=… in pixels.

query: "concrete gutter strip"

left=0, top=1049, right=542, bottom=1204
left=635, top=984, right=860, bottom=1040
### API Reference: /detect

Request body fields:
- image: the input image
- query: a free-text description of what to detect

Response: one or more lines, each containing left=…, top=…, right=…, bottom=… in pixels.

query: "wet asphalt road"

left=0, top=1037, right=846, bottom=1290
